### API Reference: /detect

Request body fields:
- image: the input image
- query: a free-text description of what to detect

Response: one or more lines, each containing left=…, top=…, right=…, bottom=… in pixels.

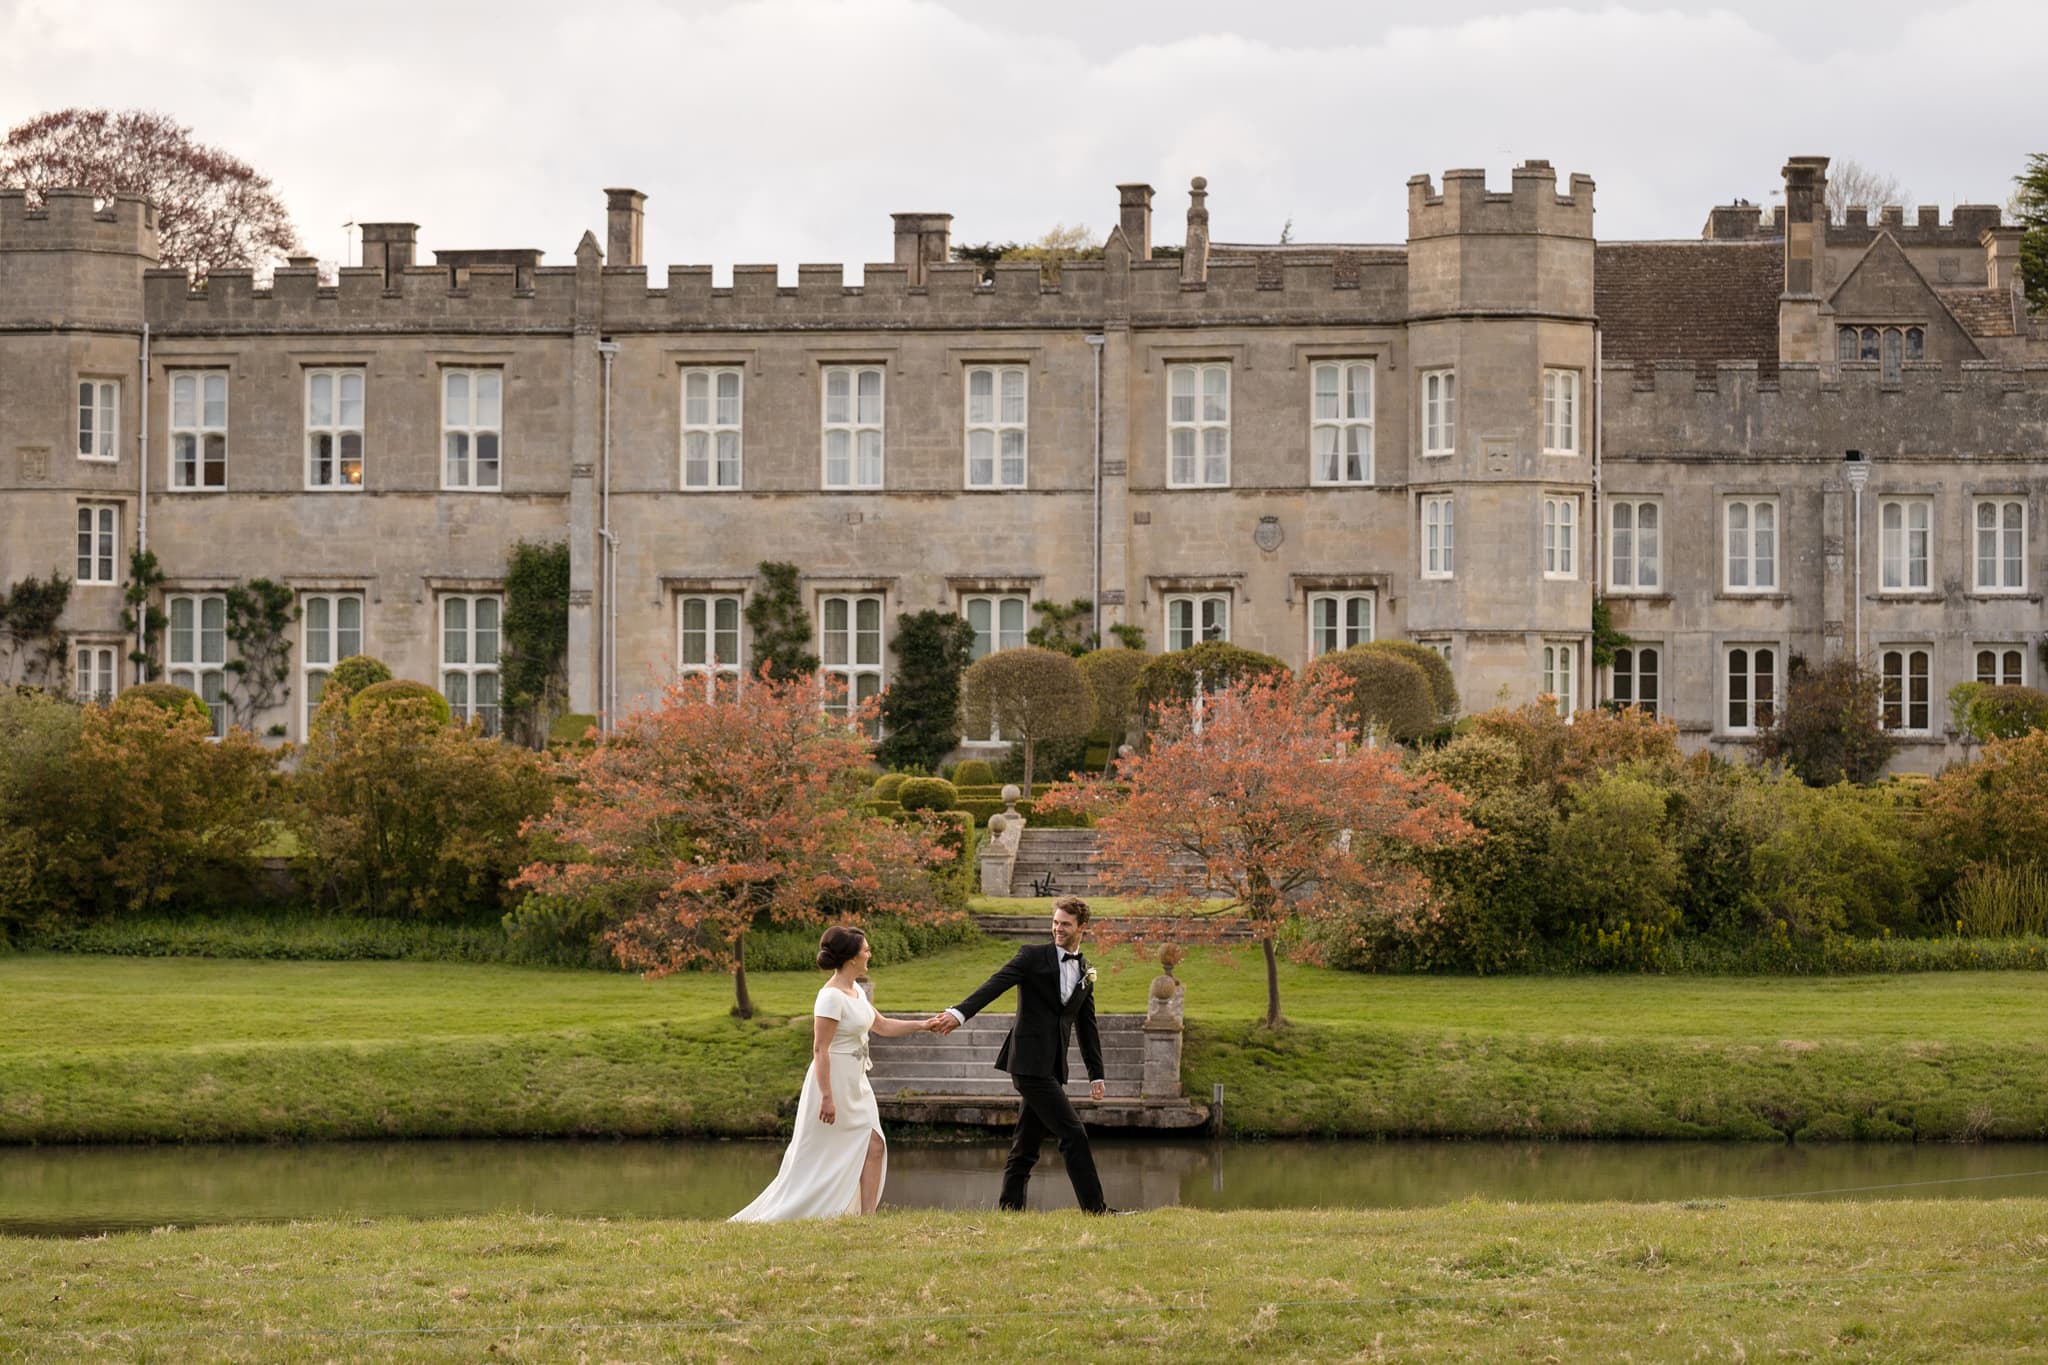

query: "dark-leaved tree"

left=746, top=562, right=818, bottom=682
left=877, top=610, right=976, bottom=772
left=1754, top=658, right=1899, bottom=786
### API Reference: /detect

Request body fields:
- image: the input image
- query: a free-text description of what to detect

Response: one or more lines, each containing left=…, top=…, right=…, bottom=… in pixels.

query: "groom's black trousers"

left=1000, top=1074, right=1105, bottom=1213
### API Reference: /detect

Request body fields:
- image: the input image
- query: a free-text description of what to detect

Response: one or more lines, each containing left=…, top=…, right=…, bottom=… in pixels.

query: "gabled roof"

left=1937, top=288, right=2020, bottom=338
left=1595, top=241, right=1781, bottom=378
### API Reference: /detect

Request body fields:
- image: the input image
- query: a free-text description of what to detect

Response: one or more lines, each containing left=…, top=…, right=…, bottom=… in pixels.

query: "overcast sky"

left=2, top=0, right=2040, bottom=277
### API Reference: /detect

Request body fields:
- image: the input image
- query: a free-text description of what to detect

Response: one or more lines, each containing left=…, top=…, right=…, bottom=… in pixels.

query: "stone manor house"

left=2, top=155, right=2043, bottom=771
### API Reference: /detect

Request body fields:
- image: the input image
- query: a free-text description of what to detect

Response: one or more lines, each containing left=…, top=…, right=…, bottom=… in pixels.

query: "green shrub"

left=1305, top=647, right=1435, bottom=743
left=0, top=690, right=85, bottom=942
left=1738, top=775, right=1924, bottom=939
left=867, top=799, right=903, bottom=818
left=1542, top=770, right=1683, bottom=947
left=548, top=712, right=597, bottom=747
left=116, top=681, right=209, bottom=721
left=1133, top=641, right=1290, bottom=715
left=877, top=610, right=977, bottom=772
left=1962, top=684, right=2048, bottom=741
left=896, top=776, right=958, bottom=812
left=952, top=758, right=996, bottom=787
left=872, top=772, right=911, bottom=801
left=1358, top=640, right=1459, bottom=718
left=1076, top=647, right=1155, bottom=745
left=349, top=678, right=454, bottom=727
left=327, top=654, right=394, bottom=697
left=32, top=910, right=520, bottom=965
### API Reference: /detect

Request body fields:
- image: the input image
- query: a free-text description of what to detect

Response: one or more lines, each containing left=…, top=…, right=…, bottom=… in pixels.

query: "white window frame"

left=1723, top=644, right=1779, bottom=736
left=73, top=642, right=120, bottom=705
left=818, top=592, right=884, bottom=722
left=676, top=592, right=744, bottom=697
left=1724, top=498, right=1779, bottom=592
left=1422, top=369, right=1457, bottom=457
left=441, top=593, right=502, bottom=734
left=1974, top=645, right=2027, bottom=688
left=1543, top=495, right=1579, bottom=579
left=821, top=366, right=885, bottom=490
left=76, top=503, right=119, bottom=585
left=166, top=593, right=228, bottom=738
left=169, top=370, right=227, bottom=490
left=441, top=369, right=502, bottom=491
left=1167, top=363, right=1231, bottom=488
left=1542, top=642, right=1577, bottom=716
left=305, top=368, right=365, bottom=490
left=78, top=378, right=118, bottom=462
left=964, top=365, right=1028, bottom=490
left=1879, top=497, right=1932, bottom=593
left=1421, top=494, right=1455, bottom=579
left=962, top=593, right=1029, bottom=660
left=1307, top=592, right=1375, bottom=659
left=1164, top=593, right=1230, bottom=652
left=301, top=592, right=365, bottom=735
left=1880, top=646, right=1934, bottom=735
left=1310, top=360, right=1374, bottom=486
left=1610, top=644, right=1660, bottom=716
left=1541, top=368, right=1580, bottom=455
left=1609, top=498, right=1661, bottom=593
left=1973, top=498, right=2027, bottom=594
left=681, top=367, right=744, bottom=491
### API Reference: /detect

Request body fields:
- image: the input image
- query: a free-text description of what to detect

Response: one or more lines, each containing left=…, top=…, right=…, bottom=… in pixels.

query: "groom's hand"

left=927, top=1013, right=960, bottom=1034
left=1089, top=1080, right=1105, bottom=1101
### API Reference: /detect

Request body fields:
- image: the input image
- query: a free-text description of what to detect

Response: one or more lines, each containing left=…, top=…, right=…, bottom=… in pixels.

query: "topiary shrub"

left=1358, top=640, right=1459, bottom=719
left=1077, top=646, right=1155, bottom=748
left=348, top=679, right=453, bottom=727
left=1133, top=642, right=1290, bottom=715
left=896, top=776, right=958, bottom=812
left=873, top=772, right=910, bottom=801
left=952, top=758, right=996, bottom=787
left=116, top=681, right=209, bottom=723
left=1306, top=647, right=1434, bottom=743
left=327, top=655, right=394, bottom=698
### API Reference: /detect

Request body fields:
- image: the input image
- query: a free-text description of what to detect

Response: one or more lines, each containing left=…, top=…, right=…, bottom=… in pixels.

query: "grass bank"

left=5, top=950, right=2047, bottom=1142
left=4, top=1202, right=2046, bottom=1361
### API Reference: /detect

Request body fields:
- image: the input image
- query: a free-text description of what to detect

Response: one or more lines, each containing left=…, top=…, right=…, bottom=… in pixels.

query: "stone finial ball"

left=1000, top=783, right=1021, bottom=802
left=1191, top=176, right=1207, bottom=190
left=989, top=813, right=1008, bottom=835
left=1118, top=744, right=1134, bottom=758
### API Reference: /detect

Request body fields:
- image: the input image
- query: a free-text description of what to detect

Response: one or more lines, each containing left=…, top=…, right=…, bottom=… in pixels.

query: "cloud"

left=0, top=0, right=2038, bottom=274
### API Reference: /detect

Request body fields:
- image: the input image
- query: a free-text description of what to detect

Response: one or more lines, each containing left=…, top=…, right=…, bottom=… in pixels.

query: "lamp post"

left=1843, top=450, right=1869, bottom=663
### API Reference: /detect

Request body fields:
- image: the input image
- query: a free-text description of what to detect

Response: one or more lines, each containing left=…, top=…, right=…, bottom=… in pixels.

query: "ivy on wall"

left=0, top=571, right=72, bottom=689
left=746, top=561, right=817, bottom=682
left=500, top=539, right=570, bottom=748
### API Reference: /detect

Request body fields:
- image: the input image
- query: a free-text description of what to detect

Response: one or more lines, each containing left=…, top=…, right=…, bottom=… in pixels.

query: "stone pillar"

left=891, top=213, right=952, bottom=286
left=566, top=230, right=603, bottom=716
left=979, top=808, right=1025, bottom=896
left=1180, top=177, right=1209, bottom=285
left=1779, top=157, right=1829, bottom=365
left=1116, top=183, right=1153, bottom=261
left=1142, top=962, right=1186, bottom=1100
left=605, top=188, right=645, bottom=268
left=357, top=223, right=417, bottom=288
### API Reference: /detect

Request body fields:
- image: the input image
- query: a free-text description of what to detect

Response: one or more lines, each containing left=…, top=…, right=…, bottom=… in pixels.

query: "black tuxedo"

left=953, top=942, right=1106, bottom=1085
left=951, top=941, right=1107, bottom=1212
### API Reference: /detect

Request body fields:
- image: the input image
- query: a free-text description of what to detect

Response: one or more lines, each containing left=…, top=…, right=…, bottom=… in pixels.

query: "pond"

left=5, top=1138, right=2045, bottom=1237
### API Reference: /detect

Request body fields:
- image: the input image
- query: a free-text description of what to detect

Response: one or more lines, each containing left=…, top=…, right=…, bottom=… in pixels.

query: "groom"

left=932, top=895, right=1108, bottom=1213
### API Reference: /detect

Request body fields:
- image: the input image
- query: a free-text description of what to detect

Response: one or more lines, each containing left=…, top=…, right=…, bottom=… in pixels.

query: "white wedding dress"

left=730, top=984, right=887, bottom=1222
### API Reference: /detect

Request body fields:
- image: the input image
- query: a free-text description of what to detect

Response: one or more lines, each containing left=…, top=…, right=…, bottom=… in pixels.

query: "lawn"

left=3, top=1202, right=2045, bottom=1361
left=4, top=949, right=2047, bottom=1142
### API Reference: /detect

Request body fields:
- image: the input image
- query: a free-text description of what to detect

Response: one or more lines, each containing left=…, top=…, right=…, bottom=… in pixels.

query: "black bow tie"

left=1061, top=951, right=1082, bottom=963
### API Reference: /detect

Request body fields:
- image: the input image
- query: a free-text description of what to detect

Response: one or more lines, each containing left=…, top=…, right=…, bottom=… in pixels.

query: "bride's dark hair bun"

left=816, top=925, right=866, bottom=971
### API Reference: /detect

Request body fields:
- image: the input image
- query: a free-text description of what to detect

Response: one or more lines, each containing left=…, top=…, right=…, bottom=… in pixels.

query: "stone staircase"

left=867, top=1011, right=1208, bottom=1130
left=973, top=912, right=1256, bottom=943
left=1004, top=827, right=1109, bottom=897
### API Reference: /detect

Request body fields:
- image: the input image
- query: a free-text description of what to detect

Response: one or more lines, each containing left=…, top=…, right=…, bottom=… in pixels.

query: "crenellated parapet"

left=1603, top=359, right=2048, bottom=458
left=1831, top=202, right=2005, bottom=246
left=142, top=263, right=580, bottom=332
left=1407, top=160, right=1595, bottom=241
left=0, top=187, right=158, bottom=261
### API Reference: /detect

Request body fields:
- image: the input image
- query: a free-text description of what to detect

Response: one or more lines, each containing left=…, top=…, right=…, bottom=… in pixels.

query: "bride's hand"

left=819, top=1098, right=836, bottom=1125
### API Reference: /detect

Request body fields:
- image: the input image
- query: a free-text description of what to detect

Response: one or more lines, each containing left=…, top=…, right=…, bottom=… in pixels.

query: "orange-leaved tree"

left=1042, top=671, right=1472, bottom=1027
left=516, top=669, right=960, bottom=1017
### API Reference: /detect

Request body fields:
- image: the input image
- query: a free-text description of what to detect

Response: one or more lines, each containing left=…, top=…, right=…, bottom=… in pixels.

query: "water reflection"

left=3, top=1138, right=2045, bottom=1237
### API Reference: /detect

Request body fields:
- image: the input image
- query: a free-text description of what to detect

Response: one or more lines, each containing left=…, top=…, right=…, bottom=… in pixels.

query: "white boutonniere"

left=1084, top=966, right=1098, bottom=989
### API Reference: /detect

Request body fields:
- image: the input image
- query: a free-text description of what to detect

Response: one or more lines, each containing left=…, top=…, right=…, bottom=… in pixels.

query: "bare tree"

left=1826, top=159, right=1912, bottom=223
left=0, top=108, right=300, bottom=277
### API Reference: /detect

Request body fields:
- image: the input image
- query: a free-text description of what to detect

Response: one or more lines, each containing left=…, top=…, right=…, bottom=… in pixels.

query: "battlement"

left=143, top=262, right=579, bottom=330
left=0, top=187, right=159, bottom=261
left=1832, top=202, right=2004, bottom=245
left=1407, top=161, right=1595, bottom=241
left=1603, top=358, right=2048, bottom=458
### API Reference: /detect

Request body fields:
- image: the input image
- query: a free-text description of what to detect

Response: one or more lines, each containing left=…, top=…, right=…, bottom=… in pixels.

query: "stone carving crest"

left=1253, top=515, right=1283, bottom=552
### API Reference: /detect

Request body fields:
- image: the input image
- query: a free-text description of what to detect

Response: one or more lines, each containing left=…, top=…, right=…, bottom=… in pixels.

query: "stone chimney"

left=891, top=212, right=952, bottom=285
left=1778, top=156, right=1829, bottom=364
left=1985, top=225, right=2026, bottom=292
left=358, top=223, right=418, bottom=287
left=1117, top=183, right=1154, bottom=260
left=605, top=188, right=645, bottom=268
left=1180, top=176, right=1209, bottom=285
left=1702, top=202, right=1764, bottom=240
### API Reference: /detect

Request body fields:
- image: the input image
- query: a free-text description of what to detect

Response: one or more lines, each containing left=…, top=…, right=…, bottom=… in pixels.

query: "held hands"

left=925, top=1013, right=960, bottom=1035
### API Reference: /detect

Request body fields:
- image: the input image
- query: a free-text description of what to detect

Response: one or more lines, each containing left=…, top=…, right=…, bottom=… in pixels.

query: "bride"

left=731, top=925, right=935, bottom=1221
